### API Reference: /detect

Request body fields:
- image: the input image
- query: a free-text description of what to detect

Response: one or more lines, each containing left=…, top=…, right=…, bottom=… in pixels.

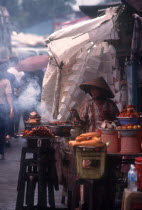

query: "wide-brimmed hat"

left=79, top=76, right=114, bottom=98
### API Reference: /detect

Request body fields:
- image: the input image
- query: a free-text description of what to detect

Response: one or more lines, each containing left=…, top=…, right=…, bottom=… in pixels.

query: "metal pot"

left=48, top=125, right=72, bottom=137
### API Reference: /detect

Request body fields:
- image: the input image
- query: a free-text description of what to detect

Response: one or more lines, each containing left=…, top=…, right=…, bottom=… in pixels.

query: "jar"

left=135, top=157, right=142, bottom=191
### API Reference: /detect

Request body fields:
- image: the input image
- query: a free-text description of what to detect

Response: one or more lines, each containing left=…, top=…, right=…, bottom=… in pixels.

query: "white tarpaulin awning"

left=41, top=7, right=120, bottom=120
left=46, top=7, right=119, bottom=68
left=47, top=7, right=117, bottom=41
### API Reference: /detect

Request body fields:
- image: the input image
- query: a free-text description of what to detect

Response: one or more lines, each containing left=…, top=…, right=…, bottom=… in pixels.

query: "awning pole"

left=132, top=60, right=138, bottom=109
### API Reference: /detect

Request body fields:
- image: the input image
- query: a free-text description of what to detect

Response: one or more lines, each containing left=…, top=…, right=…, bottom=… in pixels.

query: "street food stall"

left=15, top=105, right=142, bottom=210
left=15, top=2, right=142, bottom=210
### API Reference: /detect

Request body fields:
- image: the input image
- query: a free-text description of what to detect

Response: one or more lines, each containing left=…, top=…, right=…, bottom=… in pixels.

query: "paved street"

left=0, top=137, right=67, bottom=210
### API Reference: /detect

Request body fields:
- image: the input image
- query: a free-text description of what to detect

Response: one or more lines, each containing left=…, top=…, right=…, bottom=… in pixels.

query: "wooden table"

left=121, top=188, right=142, bottom=210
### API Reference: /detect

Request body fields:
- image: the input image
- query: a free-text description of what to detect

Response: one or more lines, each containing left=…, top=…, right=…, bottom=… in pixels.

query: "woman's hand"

left=69, top=108, right=79, bottom=117
left=69, top=108, right=78, bottom=113
left=9, top=108, right=14, bottom=118
left=69, top=108, right=81, bottom=122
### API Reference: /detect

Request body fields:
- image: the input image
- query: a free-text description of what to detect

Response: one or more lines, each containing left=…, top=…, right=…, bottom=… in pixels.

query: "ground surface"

left=0, top=137, right=67, bottom=210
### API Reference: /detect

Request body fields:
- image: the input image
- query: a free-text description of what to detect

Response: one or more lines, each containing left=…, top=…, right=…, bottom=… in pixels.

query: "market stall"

left=15, top=2, right=142, bottom=210
left=14, top=104, right=142, bottom=210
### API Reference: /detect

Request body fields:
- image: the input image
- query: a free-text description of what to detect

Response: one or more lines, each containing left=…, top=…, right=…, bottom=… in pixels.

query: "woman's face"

left=90, top=87, right=103, bottom=99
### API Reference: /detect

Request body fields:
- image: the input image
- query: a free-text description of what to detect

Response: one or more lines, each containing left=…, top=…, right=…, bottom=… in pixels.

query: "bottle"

left=127, top=164, right=137, bottom=191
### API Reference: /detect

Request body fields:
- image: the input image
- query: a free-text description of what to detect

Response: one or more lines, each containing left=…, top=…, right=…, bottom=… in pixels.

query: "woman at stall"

left=70, top=76, right=120, bottom=210
left=70, top=76, right=119, bottom=132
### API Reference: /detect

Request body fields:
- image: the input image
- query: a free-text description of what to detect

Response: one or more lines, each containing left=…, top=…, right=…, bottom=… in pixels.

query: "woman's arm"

left=5, top=80, right=14, bottom=118
left=7, top=94, right=14, bottom=118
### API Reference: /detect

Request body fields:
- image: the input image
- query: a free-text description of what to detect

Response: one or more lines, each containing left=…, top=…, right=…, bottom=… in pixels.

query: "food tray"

left=117, top=128, right=140, bottom=137
left=24, top=122, right=77, bottom=137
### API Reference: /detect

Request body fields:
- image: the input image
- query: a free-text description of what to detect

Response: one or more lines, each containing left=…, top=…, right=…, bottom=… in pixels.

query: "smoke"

left=18, top=78, right=41, bottom=114
left=40, top=101, right=54, bottom=122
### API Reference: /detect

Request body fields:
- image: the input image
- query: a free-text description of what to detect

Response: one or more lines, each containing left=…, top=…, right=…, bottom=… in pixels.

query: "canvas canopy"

left=46, top=7, right=119, bottom=69
left=41, top=7, right=120, bottom=120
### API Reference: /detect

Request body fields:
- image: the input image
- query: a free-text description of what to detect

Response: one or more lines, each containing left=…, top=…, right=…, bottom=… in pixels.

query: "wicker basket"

left=75, top=145, right=106, bottom=179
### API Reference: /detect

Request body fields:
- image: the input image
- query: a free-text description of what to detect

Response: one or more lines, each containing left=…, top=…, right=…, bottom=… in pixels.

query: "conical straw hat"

left=80, top=76, right=114, bottom=98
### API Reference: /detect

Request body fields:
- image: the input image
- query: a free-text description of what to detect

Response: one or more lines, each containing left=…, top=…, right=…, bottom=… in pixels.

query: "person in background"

left=0, top=61, right=14, bottom=159
left=0, top=58, right=20, bottom=146
left=8, top=56, right=21, bottom=137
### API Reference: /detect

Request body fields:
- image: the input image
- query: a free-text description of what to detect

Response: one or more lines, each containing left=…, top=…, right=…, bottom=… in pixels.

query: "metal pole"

left=132, top=59, right=138, bottom=109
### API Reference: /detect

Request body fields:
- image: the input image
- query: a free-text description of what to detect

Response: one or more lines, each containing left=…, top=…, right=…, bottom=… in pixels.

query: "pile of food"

left=118, top=105, right=139, bottom=118
left=69, top=132, right=105, bottom=147
left=100, top=120, right=116, bottom=129
left=22, top=126, right=55, bottom=137
left=48, top=120, right=81, bottom=127
left=27, top=111, right=41, bottom=124
left=48, top=121, right=68, bottom=125
left=117, top=124, right=141, bottom=130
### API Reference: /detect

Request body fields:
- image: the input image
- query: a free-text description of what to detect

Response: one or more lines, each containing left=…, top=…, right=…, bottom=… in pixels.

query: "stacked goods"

left=117, top=105, right=141, bottom=129
left=117, top=124, right=141, bottom=130
left=117, top=106, right=141, bottom=153
left=27, top=111, right=41, bottom=124
left=118, top=105, right=140, bottom=126
left=118, top=105, right=139, bottom=118
left=22, top=126, right=55, bottom=137
left=69, top=132, right=105, bottom=147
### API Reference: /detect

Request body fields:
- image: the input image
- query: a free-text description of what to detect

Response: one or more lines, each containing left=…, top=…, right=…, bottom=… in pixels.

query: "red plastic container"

left=135, top=157, right=142, bottom=191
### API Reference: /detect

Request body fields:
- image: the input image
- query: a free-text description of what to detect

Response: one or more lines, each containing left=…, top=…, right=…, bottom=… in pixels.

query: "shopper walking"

left=0, top=61, right=14, bottom=159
